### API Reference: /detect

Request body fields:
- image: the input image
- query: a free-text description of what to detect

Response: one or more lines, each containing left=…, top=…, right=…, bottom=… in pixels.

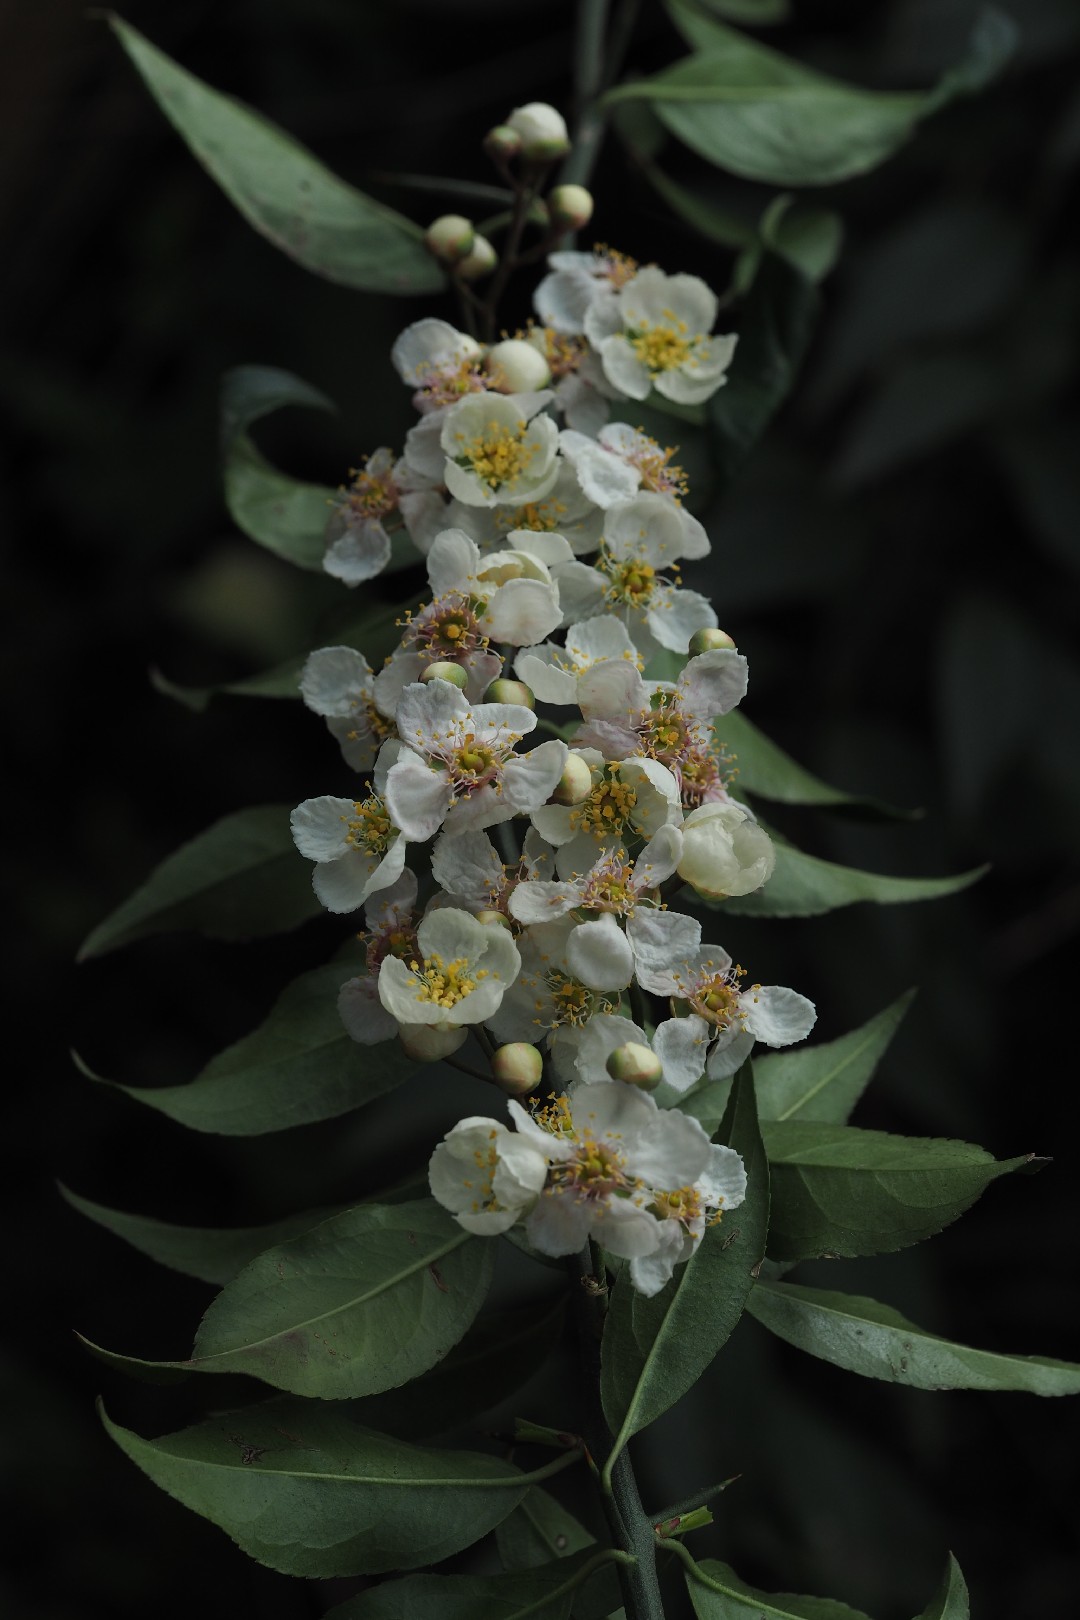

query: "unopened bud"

left=606, top=1042, right=663, bottom=1090
left=486, top=338, right=551, bottom=394
left=485, top=678, right=535, bottom=709
left=424, top=213, right=475, bottom=266
left=506, top=102, right=571, bottom=161
left=420, top=661, right=469, bottom=689
left=491, top=1042, right=544, bottom=1095
left=399, top=1023, right=468, bottom=1062
left=484, top=123, right=523, bottom=162
left=548, top=184, right=594, bottom=231
left=689, top=627, right=737, bottom=655
left=456, top=233, right=498, bottom=281
left=548, top=751, right=593, bottom=806
left=475, top=909, right=513, bottom=930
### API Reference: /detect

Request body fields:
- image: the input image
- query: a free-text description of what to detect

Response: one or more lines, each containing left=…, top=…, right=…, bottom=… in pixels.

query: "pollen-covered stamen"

left=678, top=959, right=749, bottom=1031
left=364, top=922, right=420, bottom=973
left=462, top=1129, right=504, bottom=1215
left=580, top=852, right=635, bottom=913
left=346, top=697, right=395, bottom=750
left=451, top=734, right=500, bottom=784
left=626, top=434, right=689, bottom=502
left=343, top=793, right=397, bottom=857
left=401, top=592, right=490, bottom=660
left=413, top=354, right=487, bottom=410
left=532, top=325, right=586, bottom=380
left=677, top=746, right=729, bottom=809
left=409, top=951, right=488, bottom=1009
left=492, top=495, right=569, bottom=534
left=651, top=1184, right=705, bottom=1228
left=552, top=1133, right=630, bottom=1202
left=529, top=1093, right=574, bottom=1137
left=454, top=419, right=537, bottom=495
left=627, top=306, right=706, bottom=378
left=344, top=456, right=400, bottom=521
left=641, top=693, right=692, bottom=765
left=570, top=768, right=639, bottom=837
left=594, top=244, right=639, bottom=288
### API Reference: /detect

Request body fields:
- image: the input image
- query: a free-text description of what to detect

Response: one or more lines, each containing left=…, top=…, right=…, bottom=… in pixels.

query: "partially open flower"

left=379, top=906, right=521, bottom=1032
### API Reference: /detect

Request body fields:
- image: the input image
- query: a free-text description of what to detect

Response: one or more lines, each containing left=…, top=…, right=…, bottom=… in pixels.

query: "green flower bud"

left=485, top=678, right=535, bottom=709
left=548, top=750, right=593, bottom=806
left=548, top=184, right=594, bottom=231
left=491, top=1042, right=544, bottom=1095
left=456, top=233, right=498, bottom=281
left=420, top=661, right=469, bottom=689
left=606, top=1042, right=663, bottom=1090
left=424, top=213, right=475, bottom=265
left=486, top=338, right=551, bottom=394
left=689, top=627, right=737, bottom=655
left=506, top=102, right=571, bottom=161
left=483, top=124, right=523, bottom=161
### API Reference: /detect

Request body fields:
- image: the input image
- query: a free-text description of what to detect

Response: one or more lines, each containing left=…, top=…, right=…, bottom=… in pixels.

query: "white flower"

left=337, top=870, right=419, bottom=1046
left=534, top=248, right=640, bottom=336
left=531, top=750, right=681, bottom=879
left=323, top=449, right=400, bottom=585
left=290, top=787, right=406, bottom=914
left=585, top=266, right=737, bottom=406
left=486, top=917, right=619, bottom=1081
left=440, top=393, right=560, bottom=509
left=432, top=826, right=554, bottom=915
left=424, top=527, right=565, bottom=647
left=653, top=946, right=817, bottom=1088
left=299, top=645, right=395, bottom=772
left=525, top=327, right=616, bottom=436
left=391, top=318, right=487, bottom=414
left=553, top=492, right=717, bottom=660
left=429, top=1117, right=549, bottom=1235
left=384, top=679, right=567, bottom=840
left=677, top=801, right=775, bottom=900
left=378, top=906, right=521, bottom=1031
left=629, top=1142, right=748, bottom=1296
left=559, top=423, right=708, bottom=553
left=514, top=615, right=641, bottom=706
left=444, top=457, right=604, bottom=556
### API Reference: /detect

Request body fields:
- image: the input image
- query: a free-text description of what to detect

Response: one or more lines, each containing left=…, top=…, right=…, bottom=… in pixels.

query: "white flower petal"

left=290, top=796, right=353, bottom=862
left=698, top=1143, right=748, bottom=1211
left=426, top=527, right=482, bottom=596
left=565, top=914, right=634, bottom=991
left=502, top=739, right=569, bottom=814
left=300, top=647, right=373, bottom=717
left=385, top=754, right=453, bottom=842
left=742, top=985, right=817, bottom=1047
left=647, top=588, right=717, bottom=653
left=323, top=519, right=391, bottom=585
left=628, top=907, right=701, bottom=996
left=653, top=1015, right=712, bottom=1094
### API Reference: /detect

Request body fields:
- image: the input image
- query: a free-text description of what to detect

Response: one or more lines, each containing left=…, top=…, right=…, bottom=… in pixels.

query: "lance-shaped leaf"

left=763, top=1121, right=1035, bottom=1261
left=606, top=9, right=1015, bottom=187
left=497, top=1486, right=596, bottom=1570
left=323, top=1548, right=622, bottom=1620
left=77, top=804, right=319, bottom=960
left=100, top=1396, right=544, bottom=1577
left=110, top=17, right=441, bottom=294
left=79, top=960, right=416, bottom=1135
left=747, top=1280, right=1080, bottom=1395
left=677, top=991, right=914, bottom=1136
left=714, top=711, right=913, bottom=819
left=714, top=835, right=986, bottom=919
left=670, top=0, right=790, bottom=33
left=915, top=1557, right=969, bottom=1620
left=600, top=1066, right=768, bottom=1470
left=685, top=1554, right=871, bottom=1619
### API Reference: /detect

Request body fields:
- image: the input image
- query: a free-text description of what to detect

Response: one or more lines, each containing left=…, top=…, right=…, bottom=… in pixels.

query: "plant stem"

left=559, top=0, right=611, bottom=192
left=444, top=1054, right=493, bottom=1084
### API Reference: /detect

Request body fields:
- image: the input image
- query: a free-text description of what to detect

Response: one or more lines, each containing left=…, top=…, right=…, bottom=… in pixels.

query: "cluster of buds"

left=290, top=136, right=816, bottom=1294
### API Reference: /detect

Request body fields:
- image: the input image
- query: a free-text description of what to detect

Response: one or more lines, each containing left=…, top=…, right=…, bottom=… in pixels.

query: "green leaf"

left=685, top=1554, right=871, bottom=1619
left=323, top=1549, right=615, bottom=1620
left=100, top=1396, right=537, bottom=1576
left=677, top=992, right=914, bottom=1137
left=715, top=711, right=914, bottom=818
left=714, top=836, right=986, bottom=919
left=747, top=1280, right=1080, bottom=1395
left=759, top=194, right=843, bottom=284
left=763, top=1121, right=1035, bottom=1261
left=77, top=804, right=321, bottom=960
left=58, top=1184, right=338, bottom=1286
left=635, top=163, right=757, bottom=250
left=109, top=17, right=441, bottom=294
left=608, top=10, right=1016, bottom=187
left=498, top=1486, right=595, bottom=1569
left=914, top=1557, right=969, bottom=1620
left=674, top=0, right=790, bottom=31
left=600, top=1065, right=768, bottom=1468
left=84, top=1201, right=494, bottom=1398
left=80, top=959, right=417, bottom=1135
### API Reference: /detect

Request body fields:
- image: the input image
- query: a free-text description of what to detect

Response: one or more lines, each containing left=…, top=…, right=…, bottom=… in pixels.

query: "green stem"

left=444, top=1054, right=493, bottom=1085
left=508, top=1548, right=637, bottom=1620
left=559, top=0, right=611, bottom=192
left=629, top=979, right=650, bottom=1032
left=663, top=1539, right=797, bottom=1619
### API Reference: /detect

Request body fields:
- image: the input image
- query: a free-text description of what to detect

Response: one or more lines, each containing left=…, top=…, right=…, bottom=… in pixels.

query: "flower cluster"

left=289, top=162, right=815, bottom=1294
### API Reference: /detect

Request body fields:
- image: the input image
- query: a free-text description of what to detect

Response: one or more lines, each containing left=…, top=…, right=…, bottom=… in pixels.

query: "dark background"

left=3, top=1, right=1078, bottom=1616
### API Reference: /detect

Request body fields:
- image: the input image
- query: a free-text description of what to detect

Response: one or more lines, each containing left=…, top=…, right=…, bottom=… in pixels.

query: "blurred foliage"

left=2, top=0, right=1077, bottom=1616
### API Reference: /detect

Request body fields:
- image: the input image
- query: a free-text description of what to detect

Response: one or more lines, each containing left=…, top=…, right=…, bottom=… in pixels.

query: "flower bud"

left=475, top=908, right=513, bottom=930
left=483, top=123, right=523, bottom=162
left=606, top=1042, right=663, bottom=1091
left=485, top=677, right=535, bottom=709
left=420, top=661, right=469, bottom=689
left=677, top=802, right=775, bottom=900
left=548, top=184, right=594, bottom=231
left=689, top=627, right=737, bottom=655
left=456, top=233, right=498, bottom=281
left=491, top=1042, right=544, bottom=1095
left=548, top=751, right=593, bottom=806
left=486, top=338, right=551, bottom=394
left=398, top=1022, right=468, bottom=1062
left=424, top=214, right=475, bottom=266
left=506, top=102, right=570, bottom=160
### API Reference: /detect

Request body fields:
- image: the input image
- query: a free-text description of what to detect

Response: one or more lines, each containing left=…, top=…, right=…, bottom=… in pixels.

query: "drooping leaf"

left=758, top=194, right=843, bottom=284
left=712, top=835, right=986, bottom=919
left=322, top=1549, right=609, bottom=1620
left=672, top=0, right=791, bottom=32
left=600, top=1065, right=768, bottom=1466
left=685, top=1555, right=872, bottom=1619
left=747, top=1280, right=1080, bottom=1395
left=80, top=959, right=417, bottom=1135
left=83, top=1200, right=495, bottom=1398
left=58, top=1184, right=338, bottom=1286
left=763, top=1121, right=1035, bottom=1262
left=914, top=1557, right=970, bottom=1620
left=677, top=991, right=915, bottom=1136
left=77, top=804, right=321, bottom=960
left=715, top=710, right=914, bottom=818
left=100, top=1397, right=534, bottom=1576
left=497, top=1486, right=596, bottom=1570
left=110, top=17, right=441, bottom=293
left=607, top=10, right=1016, bottom=187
